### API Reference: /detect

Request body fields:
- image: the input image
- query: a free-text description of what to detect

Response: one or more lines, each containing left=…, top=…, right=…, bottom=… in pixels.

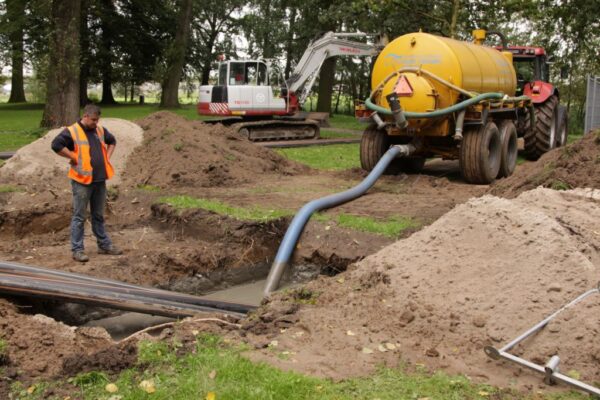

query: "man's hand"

left=57, top=148, right=77, bottom=166
left=107, top=144, right=115, bottom=159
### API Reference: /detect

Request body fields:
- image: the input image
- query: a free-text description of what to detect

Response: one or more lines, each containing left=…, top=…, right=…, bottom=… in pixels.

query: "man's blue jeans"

left=71, top=180, right=112, bottom=252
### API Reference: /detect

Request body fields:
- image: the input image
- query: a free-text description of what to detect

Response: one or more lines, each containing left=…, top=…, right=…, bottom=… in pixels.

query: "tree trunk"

left=41, top=0, right=81, bottom=128
left=7, top=0, right=26, bottom=103
left=201, top=64, right=211, bottom=86
left=316, top=57, right=336, bottom=114
left=79, top=0, right=90, bottom=106
left=334, top=72, right=343, bottom=114
left=449, top=0, right=460, bottom=38
left=160, top=0, right=193, bottom=108
left=283, top=8, right=298, bottom=80
left=101, top=78, right=116, bottom=104
left=99, top=0, right=116, bottom=104
left=200, top=33, right=217, bottom=85
left=80, top=67, right=90, bottom=105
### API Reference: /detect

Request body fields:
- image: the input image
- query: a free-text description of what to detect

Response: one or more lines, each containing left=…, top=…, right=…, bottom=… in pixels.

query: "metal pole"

left=499, top=287, right=599, bottom=353
left=485, top=285, right=600, bottom=396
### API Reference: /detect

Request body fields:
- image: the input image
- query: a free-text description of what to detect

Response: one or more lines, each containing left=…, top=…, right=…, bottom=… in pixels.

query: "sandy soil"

left=0, top=113, right=597, bottom=397
left=243, top=188, right=600, bottom=394
left=491, top=131, right=600, bottom=198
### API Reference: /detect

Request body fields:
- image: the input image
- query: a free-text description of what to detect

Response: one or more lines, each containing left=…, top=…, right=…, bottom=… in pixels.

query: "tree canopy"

left=0, top=0, right=597, bottom=128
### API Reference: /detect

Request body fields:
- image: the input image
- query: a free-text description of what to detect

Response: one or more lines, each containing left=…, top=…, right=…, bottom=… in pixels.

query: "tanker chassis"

left=358, top=30, right=567, bottom=184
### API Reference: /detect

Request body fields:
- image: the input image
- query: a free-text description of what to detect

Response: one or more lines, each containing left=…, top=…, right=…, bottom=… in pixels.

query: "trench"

left=0, top=202, right=353, bottom=340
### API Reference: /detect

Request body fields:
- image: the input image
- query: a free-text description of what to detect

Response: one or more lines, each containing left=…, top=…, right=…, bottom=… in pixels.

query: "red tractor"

left=499, top=43, right=569, bottom=160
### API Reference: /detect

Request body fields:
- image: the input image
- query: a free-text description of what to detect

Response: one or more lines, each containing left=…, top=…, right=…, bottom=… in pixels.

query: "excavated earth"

left=240, top=187, right=600, bottom=394
left=0, top=113, right=597, bottom=397
left=491, top=130, right=600, bottom=198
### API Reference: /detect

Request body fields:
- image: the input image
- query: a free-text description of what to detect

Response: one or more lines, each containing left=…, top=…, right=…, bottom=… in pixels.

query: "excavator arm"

left=286, top=32, right=384, bottom=106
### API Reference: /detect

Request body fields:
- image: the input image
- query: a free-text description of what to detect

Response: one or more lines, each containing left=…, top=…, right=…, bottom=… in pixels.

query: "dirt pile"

left=245, top=187, right=600, bottom=391
left=123, top=112, right=308, bottom=189
left=492, top=131, right=600, bottom=198
left=0, top=299, right=115, bottom=380
left=0, top=118, right=143, bottom=191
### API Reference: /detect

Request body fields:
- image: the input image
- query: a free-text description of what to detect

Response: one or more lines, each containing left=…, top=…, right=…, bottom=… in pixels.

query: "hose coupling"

left=371, top=112, right=387, bottom=129
left=392, top=143, right=416, bottom=157
left=385, top=93, right=408, bottom=129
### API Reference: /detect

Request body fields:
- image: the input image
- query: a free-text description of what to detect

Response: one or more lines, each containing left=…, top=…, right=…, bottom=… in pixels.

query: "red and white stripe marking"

left=209, top=103, right=231, bottom=115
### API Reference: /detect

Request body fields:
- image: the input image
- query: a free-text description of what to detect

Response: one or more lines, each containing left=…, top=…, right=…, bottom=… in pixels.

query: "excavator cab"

left=220, top=61, right=269, bottom=86
left=199, top=60, right=288, bottom=117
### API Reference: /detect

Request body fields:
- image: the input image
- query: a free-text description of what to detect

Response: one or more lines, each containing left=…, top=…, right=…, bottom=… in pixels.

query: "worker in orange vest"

left=51, top=104, right=123, bottom=262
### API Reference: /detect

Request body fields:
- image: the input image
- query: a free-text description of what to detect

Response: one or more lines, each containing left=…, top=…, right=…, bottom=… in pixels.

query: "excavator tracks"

left=231, top=120, right=320, bottom=141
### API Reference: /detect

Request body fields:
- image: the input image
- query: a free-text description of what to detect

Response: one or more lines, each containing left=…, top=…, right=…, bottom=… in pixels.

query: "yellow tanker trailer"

left=360, top=30, right=535, bottom=184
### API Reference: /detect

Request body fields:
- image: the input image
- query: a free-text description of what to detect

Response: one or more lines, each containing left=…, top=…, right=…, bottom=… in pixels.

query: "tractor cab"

left=501, top=46, right=550, bottom=96
left=495, top=45, right=556, bottom=103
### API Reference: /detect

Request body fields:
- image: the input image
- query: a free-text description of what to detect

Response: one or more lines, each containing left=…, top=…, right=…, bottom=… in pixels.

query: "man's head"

left=81, top=104, right=102, bottom=129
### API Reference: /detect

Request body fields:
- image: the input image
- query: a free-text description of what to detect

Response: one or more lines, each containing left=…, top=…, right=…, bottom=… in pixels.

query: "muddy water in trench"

left=86, top=278, right=298, bottom=340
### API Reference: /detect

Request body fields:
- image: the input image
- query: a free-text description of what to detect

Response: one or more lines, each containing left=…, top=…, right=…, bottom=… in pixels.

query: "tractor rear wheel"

left=360, top=126, right=401, bottom=174
left=523, top=95, right=559, bottom=160
left=459, top=121, right=501, bottom=184
left=497, top=120, right=518, bottom=178
left=555, top=105, right=568, bottom=147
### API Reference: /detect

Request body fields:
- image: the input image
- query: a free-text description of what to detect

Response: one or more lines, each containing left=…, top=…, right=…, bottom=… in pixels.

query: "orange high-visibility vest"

left=67, top=123, right=114, bottom=184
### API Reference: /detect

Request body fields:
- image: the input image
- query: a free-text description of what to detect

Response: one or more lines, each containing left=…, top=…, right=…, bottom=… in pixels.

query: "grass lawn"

left=0, top=102, right=365, bottom=151
left=0, top=103, right=204, bottom=132
left=327, top=113, right=365, bottom=130
left=159, top=196, right=292, bottom=221
left=320, top=129, right=360, bottom=139
left=159, top=196, right=417, bottom=237
left=17, top=335, right=586, bottom=400
left=275, top=143, right=360, bottom=170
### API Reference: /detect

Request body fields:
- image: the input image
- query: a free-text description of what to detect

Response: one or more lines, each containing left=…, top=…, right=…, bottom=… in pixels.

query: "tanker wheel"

left=523, top=95, right=558, bottom=160
left=497, top=120, right=518, bottom=178
left=555, top=105, right=568, bottom=147
left=360, top=125, right=401, bottom=174
left=459, top=121, right=501, bottom=184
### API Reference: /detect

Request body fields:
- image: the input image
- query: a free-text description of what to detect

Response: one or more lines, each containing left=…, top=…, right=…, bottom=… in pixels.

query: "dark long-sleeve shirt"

left=51, top=121, right=116, bottom=182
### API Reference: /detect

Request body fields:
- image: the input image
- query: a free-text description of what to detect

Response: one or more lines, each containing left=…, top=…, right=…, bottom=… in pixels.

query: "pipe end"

left=263, top=260, right=289, bottom=298
left=484, top=346, right=501, bottom=360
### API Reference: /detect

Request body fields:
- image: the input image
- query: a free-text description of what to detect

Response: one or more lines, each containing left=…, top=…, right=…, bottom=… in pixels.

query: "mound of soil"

left=124, top=112, right=308, bottom=189
left=245, top=187, right=600, bottom=392
left=0, top=299, right=113, bottom=380
left=0, top=118, right=144, bottom=243
left=492, top=131, right=600, bottom=198
left=0, top=118, right=143, bottom=191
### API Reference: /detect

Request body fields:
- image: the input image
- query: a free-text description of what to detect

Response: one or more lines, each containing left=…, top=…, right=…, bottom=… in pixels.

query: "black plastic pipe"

left=0, top=262, right=256, bottom=314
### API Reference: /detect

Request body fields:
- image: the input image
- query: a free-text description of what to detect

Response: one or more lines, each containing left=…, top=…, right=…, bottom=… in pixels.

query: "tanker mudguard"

left=522, top=81, right=557, bottom=104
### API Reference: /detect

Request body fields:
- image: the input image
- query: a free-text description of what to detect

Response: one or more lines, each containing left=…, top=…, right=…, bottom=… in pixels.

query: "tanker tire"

left=523, top=95, right=558, bottom=160
left=360, top=126, right=401, bottom=174
left=555, top=105, right=568, bottom=147
left=460, top=121, right=501, bottom=184
left=497, top=121, right=518, bottom=178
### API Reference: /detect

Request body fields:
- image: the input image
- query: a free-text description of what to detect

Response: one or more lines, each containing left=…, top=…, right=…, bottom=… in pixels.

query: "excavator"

left=197, top=32, right=384, bottom=141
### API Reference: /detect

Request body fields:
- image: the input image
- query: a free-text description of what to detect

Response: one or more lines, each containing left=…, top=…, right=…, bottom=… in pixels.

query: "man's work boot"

left=98, top=245, right=123, bottom=255
left=73, top=251, right=90, bottom=262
